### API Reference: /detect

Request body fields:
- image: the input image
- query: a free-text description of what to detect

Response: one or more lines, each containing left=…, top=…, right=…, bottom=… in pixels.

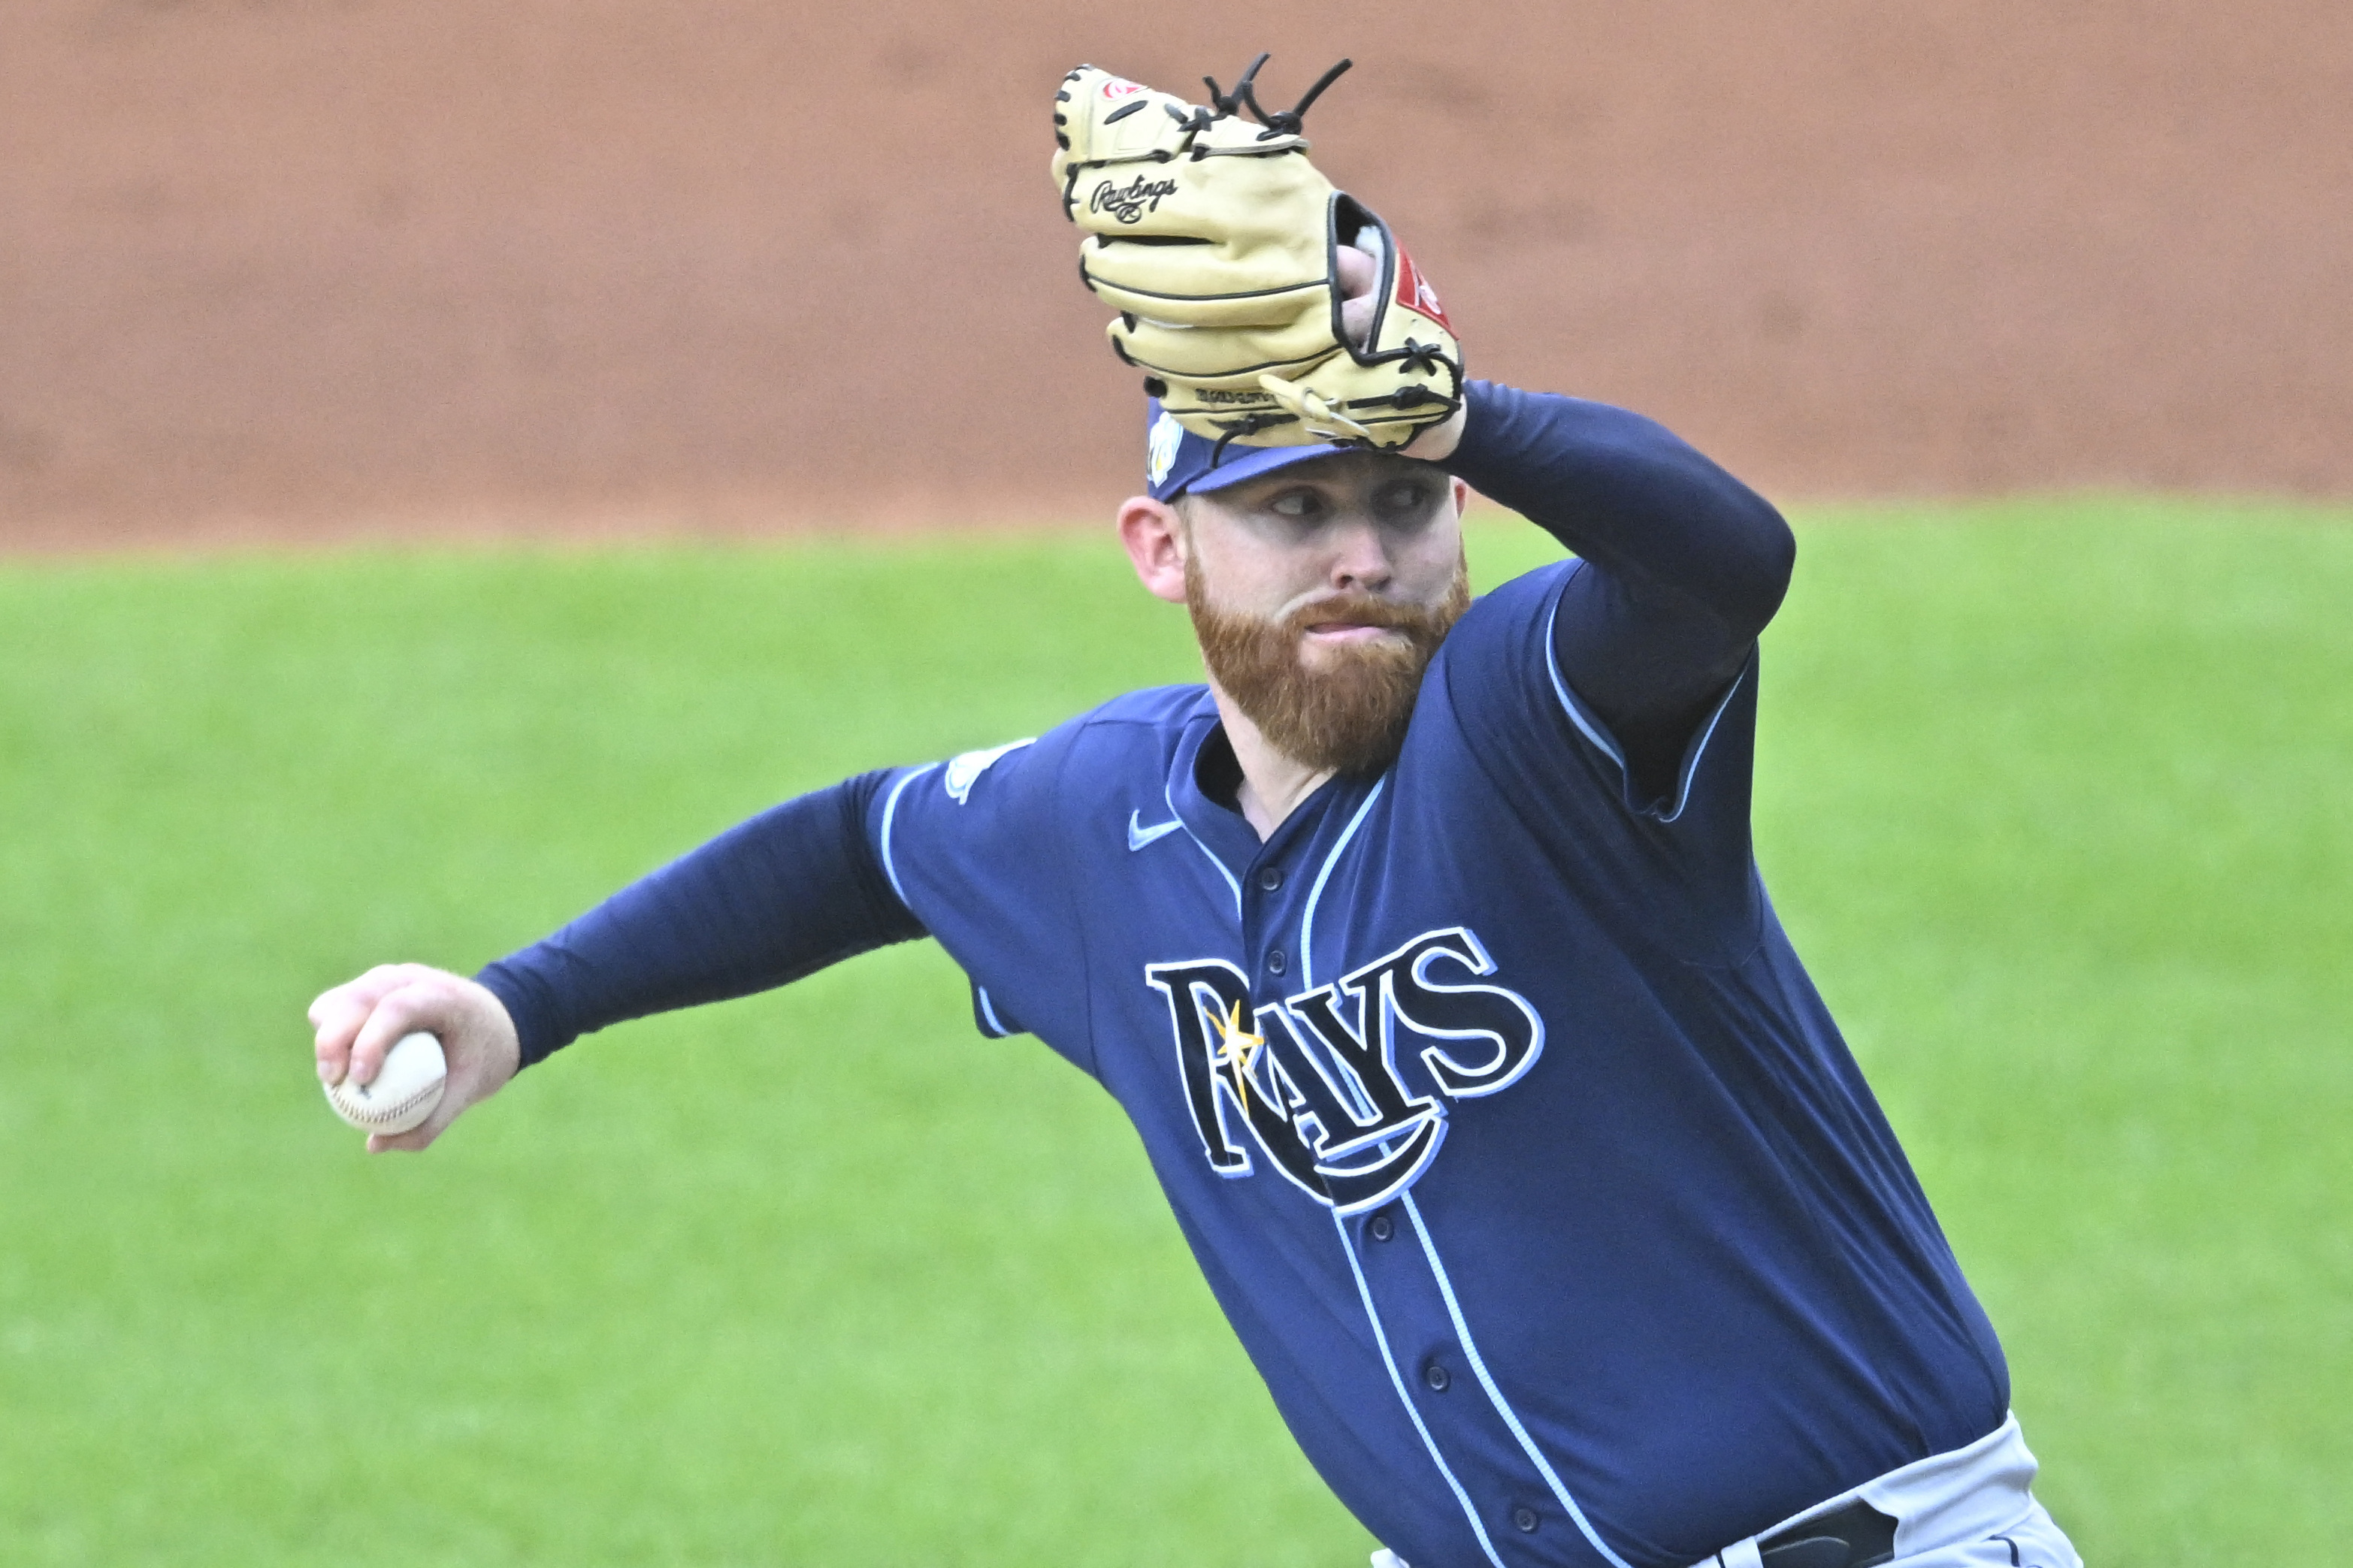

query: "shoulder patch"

left=942, top=737, right=1036, bottom=804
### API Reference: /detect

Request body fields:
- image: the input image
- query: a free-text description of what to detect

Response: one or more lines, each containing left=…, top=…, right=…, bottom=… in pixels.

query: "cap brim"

left=1182, top=441, right=1356, bottom=497
left=1145, top=398, right=1358, bottom=503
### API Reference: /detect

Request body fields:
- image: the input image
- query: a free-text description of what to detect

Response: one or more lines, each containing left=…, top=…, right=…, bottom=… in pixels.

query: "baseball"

left=325, top=1030, right=446, bottom=1134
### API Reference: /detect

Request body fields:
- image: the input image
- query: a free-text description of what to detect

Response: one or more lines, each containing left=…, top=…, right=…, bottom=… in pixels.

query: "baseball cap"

left=1143, top=399, right=1356, bottom=503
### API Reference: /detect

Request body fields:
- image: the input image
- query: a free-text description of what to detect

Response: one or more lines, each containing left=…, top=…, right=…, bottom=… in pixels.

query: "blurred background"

left=3, top=0, right=2349, bottom=550
left=4, top=6, right=2348, bottom=1566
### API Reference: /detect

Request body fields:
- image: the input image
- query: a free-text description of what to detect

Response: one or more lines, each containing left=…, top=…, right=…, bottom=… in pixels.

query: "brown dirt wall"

left=3, top=1, right=2348, bottom=549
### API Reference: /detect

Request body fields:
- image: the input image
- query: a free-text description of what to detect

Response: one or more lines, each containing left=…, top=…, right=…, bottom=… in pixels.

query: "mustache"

left=1281, top=591, right=1447, bottom=636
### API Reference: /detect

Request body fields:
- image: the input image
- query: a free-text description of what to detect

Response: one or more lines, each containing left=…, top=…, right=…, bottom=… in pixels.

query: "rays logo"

left=1146, top=409, right=1185, bottom=487
left=1145, top=927, right=1541, bottom=1214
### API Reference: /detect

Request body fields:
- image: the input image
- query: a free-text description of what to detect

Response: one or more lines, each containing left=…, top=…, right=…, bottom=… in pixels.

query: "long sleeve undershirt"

left=478, top=381, right=1794, bottom=1066
left=478, top=773, right=925, bottom=1066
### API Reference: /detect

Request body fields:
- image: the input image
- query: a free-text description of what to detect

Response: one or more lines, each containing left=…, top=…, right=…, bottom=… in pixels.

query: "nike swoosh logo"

left=1127, top=811, right=1185, bottom=851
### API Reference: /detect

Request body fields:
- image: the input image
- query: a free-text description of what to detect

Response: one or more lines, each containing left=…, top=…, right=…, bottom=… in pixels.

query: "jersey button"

left=1422, top=1360, right=1450, bottom=1392
left=1266, top=948, right=1287, bottom=976
left=1257, top=867, right=1282, bottom=891
left=1367, top=1214, right=1394, bottom=1243
left=1511, top=1506, right=1540, bottom=1534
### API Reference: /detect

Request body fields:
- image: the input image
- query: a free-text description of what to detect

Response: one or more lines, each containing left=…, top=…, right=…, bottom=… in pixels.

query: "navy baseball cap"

left=1144, top=399, right=1356, bottom=503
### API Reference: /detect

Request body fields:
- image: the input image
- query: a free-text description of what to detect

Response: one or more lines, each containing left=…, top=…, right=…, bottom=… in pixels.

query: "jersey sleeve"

left=1429, top=563, right=1767, bottom=964
left=1444, top=381, right=1792, bottom=802
left=866, top=724, right=1097, bottom=1071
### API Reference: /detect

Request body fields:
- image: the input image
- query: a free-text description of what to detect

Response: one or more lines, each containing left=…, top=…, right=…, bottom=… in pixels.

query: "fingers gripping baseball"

left=309, top=963, right=519, bottom=1153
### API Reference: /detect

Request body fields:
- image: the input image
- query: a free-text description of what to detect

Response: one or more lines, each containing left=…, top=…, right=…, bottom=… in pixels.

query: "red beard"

left=1185, top=553, right=1471, bottom=776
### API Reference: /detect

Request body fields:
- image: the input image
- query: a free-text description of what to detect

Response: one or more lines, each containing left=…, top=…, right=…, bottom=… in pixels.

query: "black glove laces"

left=1203, top=54, right=1354, bottom=140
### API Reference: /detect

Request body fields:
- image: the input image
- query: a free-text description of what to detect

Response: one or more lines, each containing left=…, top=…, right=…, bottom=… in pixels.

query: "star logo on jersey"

left=1206, top=1000, right=1266, bottom=1109
left=1127, top=810, right=1185, bottom=851
left=1143, top=926, right=1542, bottom=1213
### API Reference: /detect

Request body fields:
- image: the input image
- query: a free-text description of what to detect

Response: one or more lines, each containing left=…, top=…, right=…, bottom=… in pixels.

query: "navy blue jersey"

left=478, top=384, right=2010, bottom=1567
left=868, top=568, right=2007, bottom=1566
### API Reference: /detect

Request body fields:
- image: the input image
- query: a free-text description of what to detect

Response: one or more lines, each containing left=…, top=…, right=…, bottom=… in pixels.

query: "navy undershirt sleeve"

left=1444, top=380, right=1795, bottom=796
left=476, top=770, right=927, bottom=1068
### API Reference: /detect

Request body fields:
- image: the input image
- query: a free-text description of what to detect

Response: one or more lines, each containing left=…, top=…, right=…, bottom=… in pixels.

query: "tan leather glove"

left=1051, top=57, right=1463, bottom=452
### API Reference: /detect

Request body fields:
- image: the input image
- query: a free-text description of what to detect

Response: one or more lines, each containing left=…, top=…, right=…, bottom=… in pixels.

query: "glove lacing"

left=1203, top=54, right=1355, bottom=141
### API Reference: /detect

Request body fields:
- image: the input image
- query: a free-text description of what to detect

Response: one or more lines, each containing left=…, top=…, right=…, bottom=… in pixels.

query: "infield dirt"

left=4, top=1, right=2348, bottom=548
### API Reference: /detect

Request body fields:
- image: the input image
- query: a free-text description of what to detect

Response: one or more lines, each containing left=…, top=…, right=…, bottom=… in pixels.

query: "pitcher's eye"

left=1375, top=480, right=1435, bottom=517
left=1268, top=491, right=1322, bottom=520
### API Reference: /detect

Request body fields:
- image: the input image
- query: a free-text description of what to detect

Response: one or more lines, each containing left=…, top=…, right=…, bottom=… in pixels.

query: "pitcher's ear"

left=1117, top=495, right=1190, bottom=606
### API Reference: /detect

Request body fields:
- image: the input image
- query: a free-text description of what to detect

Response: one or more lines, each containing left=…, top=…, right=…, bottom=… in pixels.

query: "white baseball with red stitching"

left=324, top=1031, right=447, bottom=1134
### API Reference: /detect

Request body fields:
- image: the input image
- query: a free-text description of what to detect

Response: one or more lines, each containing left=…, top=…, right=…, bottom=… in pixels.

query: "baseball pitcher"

left=311, top=56, right=2084, bottom=1568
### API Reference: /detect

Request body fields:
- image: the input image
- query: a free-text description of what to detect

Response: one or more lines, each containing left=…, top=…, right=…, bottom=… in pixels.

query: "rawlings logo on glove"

left=1049, top=54, right=1464, bottom=453
left=1088, top=174, right=1183, bottom=223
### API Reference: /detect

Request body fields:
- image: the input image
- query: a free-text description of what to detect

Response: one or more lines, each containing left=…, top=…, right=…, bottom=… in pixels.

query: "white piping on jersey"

left=975, top=986, right=1011, bottom=1038
left=876, top=763, right=939, bottom=905
left=1292, top=759, right=1627, bottom=1564
left=1166, top=775, right=1244, bottom=917
left=1541, top=583, right=1629, bottom=769
left=1303, top=783, right=1507, bottom=1563
left=1541, top=590, right=1749, bottom=826
left=1333, top=1210, right=1510, bottom=1568
left=1298, top=775, right=1388, bottom=997
left=1672, top=666, right=1749, bottom=823
left=1298, top=776, right=1392, bottom=1125
left=1402, top=1192, right=1637, bottom=1568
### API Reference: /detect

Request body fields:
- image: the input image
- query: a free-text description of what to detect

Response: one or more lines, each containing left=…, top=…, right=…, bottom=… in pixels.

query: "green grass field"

left=2, top=501, right=2346, bottom=1566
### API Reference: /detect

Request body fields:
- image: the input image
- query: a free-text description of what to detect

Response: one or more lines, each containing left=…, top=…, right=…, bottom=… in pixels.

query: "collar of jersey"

left=1165, top=691, right=1371, bottom=884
